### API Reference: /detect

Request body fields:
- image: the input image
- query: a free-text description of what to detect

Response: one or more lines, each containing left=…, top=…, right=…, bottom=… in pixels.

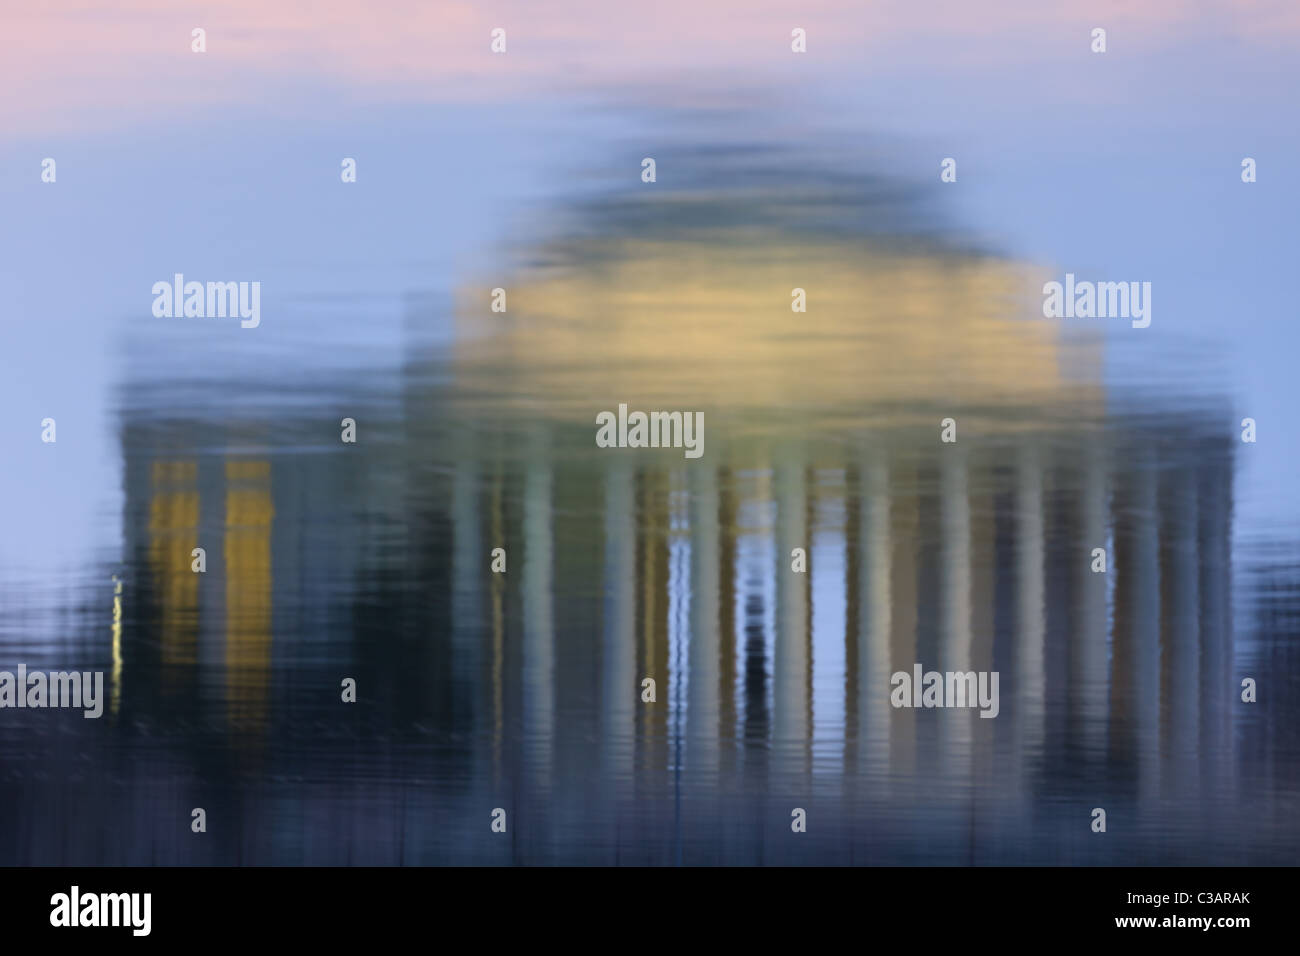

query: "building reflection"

left=432, top=161, right=1238, bottom=828
left=110, top=150, right=1241, bottom=861
left=147, top=460, right=199, bottom=671
left=224, top=459, right=273, bottom=733
left=125, top=440, right=277, bottom=742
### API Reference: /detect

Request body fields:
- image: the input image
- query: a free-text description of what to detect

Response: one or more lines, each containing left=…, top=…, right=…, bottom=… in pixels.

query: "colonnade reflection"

left=427, top=418, right=1238, bottom=816
left=114, top=391, right=1240, bottom=861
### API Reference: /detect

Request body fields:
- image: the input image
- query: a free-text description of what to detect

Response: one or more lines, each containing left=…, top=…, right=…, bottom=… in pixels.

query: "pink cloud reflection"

left=3, top=0, right=1296, bottom=136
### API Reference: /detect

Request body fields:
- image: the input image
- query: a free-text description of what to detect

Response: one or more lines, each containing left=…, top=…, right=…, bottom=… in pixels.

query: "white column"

left=1163, top=466, right=1200, bottom=795
left=602, top=463, right=637, bottom=789
left=687, top=465, right=720, bottom=785
left=1198, top=452, right=1233, bottom=796
left=523, top=452, right=554, bottom=795
left=941, top=446, right=973, bottom=776
left=1016, top=445, right=1046, bottom=777
left=1130, top=449, right=1161, bottom=803
left=1075, top=448, right=1110, bottom=754
left=858, top=458, right=892, bottom=784
left=451, top=455, right=482, bottom=696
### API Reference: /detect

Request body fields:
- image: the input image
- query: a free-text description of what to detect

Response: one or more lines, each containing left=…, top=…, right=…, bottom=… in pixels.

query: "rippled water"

left=2, top=176, right=1297, bottom=864
left=3, top=2, right=1299, bottom=866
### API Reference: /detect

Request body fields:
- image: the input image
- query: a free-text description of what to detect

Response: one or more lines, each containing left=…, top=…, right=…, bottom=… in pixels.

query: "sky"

left=1, top=0, right=1296, bottom=585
